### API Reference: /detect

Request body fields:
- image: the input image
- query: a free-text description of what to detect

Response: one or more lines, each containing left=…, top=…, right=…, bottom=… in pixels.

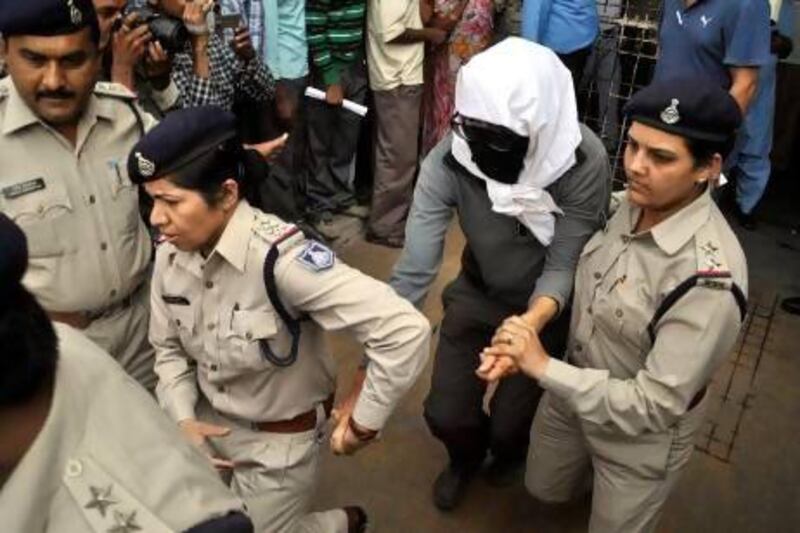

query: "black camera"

left=122, top=6, right=189, bottom=53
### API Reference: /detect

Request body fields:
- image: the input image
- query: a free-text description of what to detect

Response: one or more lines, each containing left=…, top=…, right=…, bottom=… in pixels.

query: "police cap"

left=0, top=0, right=99, bottom=42
left=128, top=106, right=239, bottom=185
left=0, top=213, right=28, bottom=298
left=624, top=77, right=742, bottom=143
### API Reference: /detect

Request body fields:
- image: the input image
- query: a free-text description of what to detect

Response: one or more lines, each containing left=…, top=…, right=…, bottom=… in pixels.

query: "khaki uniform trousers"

left=525, top=392, right=708, bottom=533
left=83, top=282, right=157, bottom=392
left=198, top=401, right=348, bottom=533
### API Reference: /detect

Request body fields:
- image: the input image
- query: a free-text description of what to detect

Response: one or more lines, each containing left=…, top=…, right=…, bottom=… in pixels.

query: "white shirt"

left=366, top=0, right=424, bottom=91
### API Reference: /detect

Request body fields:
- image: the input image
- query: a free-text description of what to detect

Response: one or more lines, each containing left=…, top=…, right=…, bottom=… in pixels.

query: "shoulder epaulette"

left=252, top=212, right=303, bottom=248
left=94, top=81, right=136, bottom=101
left=693, top=224, right=733, bottom=290
left=62, top=455, right=172, bottom=532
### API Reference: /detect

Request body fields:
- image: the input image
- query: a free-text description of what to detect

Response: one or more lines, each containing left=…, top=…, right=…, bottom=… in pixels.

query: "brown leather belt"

left=48, top=284, right=142, bottom=330
left=252, top=395, right=334, bottom=434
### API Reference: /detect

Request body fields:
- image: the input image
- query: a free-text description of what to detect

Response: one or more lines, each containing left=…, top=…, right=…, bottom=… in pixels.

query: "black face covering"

left=468, top=140, right=528, bottom=185
left=453, top=115, right=530, bottom=185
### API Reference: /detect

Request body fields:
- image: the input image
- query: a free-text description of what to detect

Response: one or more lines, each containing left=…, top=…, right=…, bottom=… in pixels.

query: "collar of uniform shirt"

left=1, top=81, right=114, bottom=136
left=172, top=201, right=254, bottom=277
left=623, top=187, right=713, bottom=256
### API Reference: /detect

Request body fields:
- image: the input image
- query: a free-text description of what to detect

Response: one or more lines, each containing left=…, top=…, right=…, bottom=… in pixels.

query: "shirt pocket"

left=226, top=308, right=291, bottom=371
left=610, top=283, right=651, bottom=356
left=169, top=305, right=198, bottom=351
left=1, top=176, right=78, bottom=258
left=105, top=159, right=142, bottom=235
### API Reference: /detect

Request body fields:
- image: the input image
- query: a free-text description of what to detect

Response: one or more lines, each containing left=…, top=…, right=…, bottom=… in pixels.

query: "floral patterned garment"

left=421, top=0, right=495, bottom=156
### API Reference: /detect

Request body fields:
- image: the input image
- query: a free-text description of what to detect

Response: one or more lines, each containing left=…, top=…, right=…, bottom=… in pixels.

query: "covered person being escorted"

left=128, top=106, right=431, bottom=533
left=369, top=37, right=611, bottom=510
left=479, top=78, right=749, bottom=532
left=0, top=213, right=253, bottom=532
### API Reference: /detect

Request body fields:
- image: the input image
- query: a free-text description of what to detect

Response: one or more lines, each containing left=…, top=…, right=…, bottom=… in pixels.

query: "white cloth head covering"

left=452, top=37, right=582, bottom=245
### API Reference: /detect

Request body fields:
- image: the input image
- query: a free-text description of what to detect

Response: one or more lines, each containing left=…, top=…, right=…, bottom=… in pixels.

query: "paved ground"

left=310, top=177, right=800, bottom=532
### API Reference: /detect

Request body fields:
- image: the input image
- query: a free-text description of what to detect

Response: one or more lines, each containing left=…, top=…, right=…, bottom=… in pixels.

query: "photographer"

left=94, top=0, right=182, bottom=115
left=147, top=0, right=275, bottom=111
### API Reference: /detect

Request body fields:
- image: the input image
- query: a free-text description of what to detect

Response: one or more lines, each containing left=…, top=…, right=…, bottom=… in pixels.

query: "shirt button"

left=37, top=204, right=45, bottom=214
left=587, top=306, right=593, bottom=315
left=100, top=242, right=108, bottom=251
left=210, top=364, right=218, bottom=371
left=65, top=459, right=83, bottom=478
left=245, top=332, right=253, bottom=340
left=615, top=308, right=624, bottom=318
left=110, top=289, right=117, bottom=298
left=575, top=343, right=583, bottom=352
left=207, top=323, right=216, bottom=331
left=205, top=281, right=214, bottom=289
left=175, top=319, right=182, bottom=327
left=217, top=385, right=225, bottom=393
left=594, top=272, right=602, bottom=280
left=89, top=195, right=96, bottom=204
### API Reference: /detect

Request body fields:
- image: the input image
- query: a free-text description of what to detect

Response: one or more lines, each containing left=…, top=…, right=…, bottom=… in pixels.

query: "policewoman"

left=480, top=78, right=749, bottom=532
left=128, top=107, right=431, bottom=533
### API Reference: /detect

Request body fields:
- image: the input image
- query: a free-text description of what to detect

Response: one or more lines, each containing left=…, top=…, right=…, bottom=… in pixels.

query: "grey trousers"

left=526, top=392, right=707, bottom=533
left=367, top=84, right=423, bottom=241
left=200, top=401, right=348, bottom=533
left=305, top=60, right=368, bottom=212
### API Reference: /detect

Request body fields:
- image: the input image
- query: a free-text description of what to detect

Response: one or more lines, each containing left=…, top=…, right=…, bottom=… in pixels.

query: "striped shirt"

left=306, top=0, right=366, bottom=85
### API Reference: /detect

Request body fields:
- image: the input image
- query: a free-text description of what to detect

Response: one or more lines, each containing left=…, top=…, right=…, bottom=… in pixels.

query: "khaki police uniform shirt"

left=539, top=188, right=748, bottom=436
left=150, top=201, right=431, bottom=430
left=0, top=78, right=153, bottom=312
left=0, top=323, right=246, bottom=533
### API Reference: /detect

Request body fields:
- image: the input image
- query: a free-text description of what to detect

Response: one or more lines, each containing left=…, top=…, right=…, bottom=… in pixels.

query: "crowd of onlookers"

left=0, top=0, right=797, bottom=243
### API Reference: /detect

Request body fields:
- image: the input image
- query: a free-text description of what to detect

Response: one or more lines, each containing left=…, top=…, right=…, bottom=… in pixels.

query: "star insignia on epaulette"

left=700, top=241, right=719, bottom=256
left=108, top=510, right=142, bottom=533
left=84, top=485, right=117, bottom=518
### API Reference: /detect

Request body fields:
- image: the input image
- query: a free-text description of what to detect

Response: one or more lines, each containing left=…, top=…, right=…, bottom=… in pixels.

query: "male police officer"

left=0, top=0, right=157, bottom=389
left=0, top=213, right=254, bottom=532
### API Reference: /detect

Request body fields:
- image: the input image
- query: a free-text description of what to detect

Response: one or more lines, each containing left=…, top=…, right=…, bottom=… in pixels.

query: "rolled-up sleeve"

left=531, top=132, right=611, bottom=313
left=150, top=249, right=199, bottom=423
left=540, top=286, right=744, bottom=436
left=277, top=246, right=432, bottom=430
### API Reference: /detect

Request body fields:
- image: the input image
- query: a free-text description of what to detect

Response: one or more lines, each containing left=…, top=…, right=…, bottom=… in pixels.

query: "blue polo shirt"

left=654, top=0, right=771, bottom=89
left=521, top=0, right=599, bottom=54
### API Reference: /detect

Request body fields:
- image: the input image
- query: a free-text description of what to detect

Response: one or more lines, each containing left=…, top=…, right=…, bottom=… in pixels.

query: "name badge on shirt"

left=2, top=178, right=46, bottom=199
left=162, top=295, right=191, bottom=305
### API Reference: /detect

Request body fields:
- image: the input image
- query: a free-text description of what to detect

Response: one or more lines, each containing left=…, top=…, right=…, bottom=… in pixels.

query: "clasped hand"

left=476, top=316, right=551, bottom=382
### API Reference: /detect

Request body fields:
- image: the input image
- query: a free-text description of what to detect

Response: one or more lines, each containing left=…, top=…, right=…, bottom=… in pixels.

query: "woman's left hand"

left=479, top=316, right=551, bottom=381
